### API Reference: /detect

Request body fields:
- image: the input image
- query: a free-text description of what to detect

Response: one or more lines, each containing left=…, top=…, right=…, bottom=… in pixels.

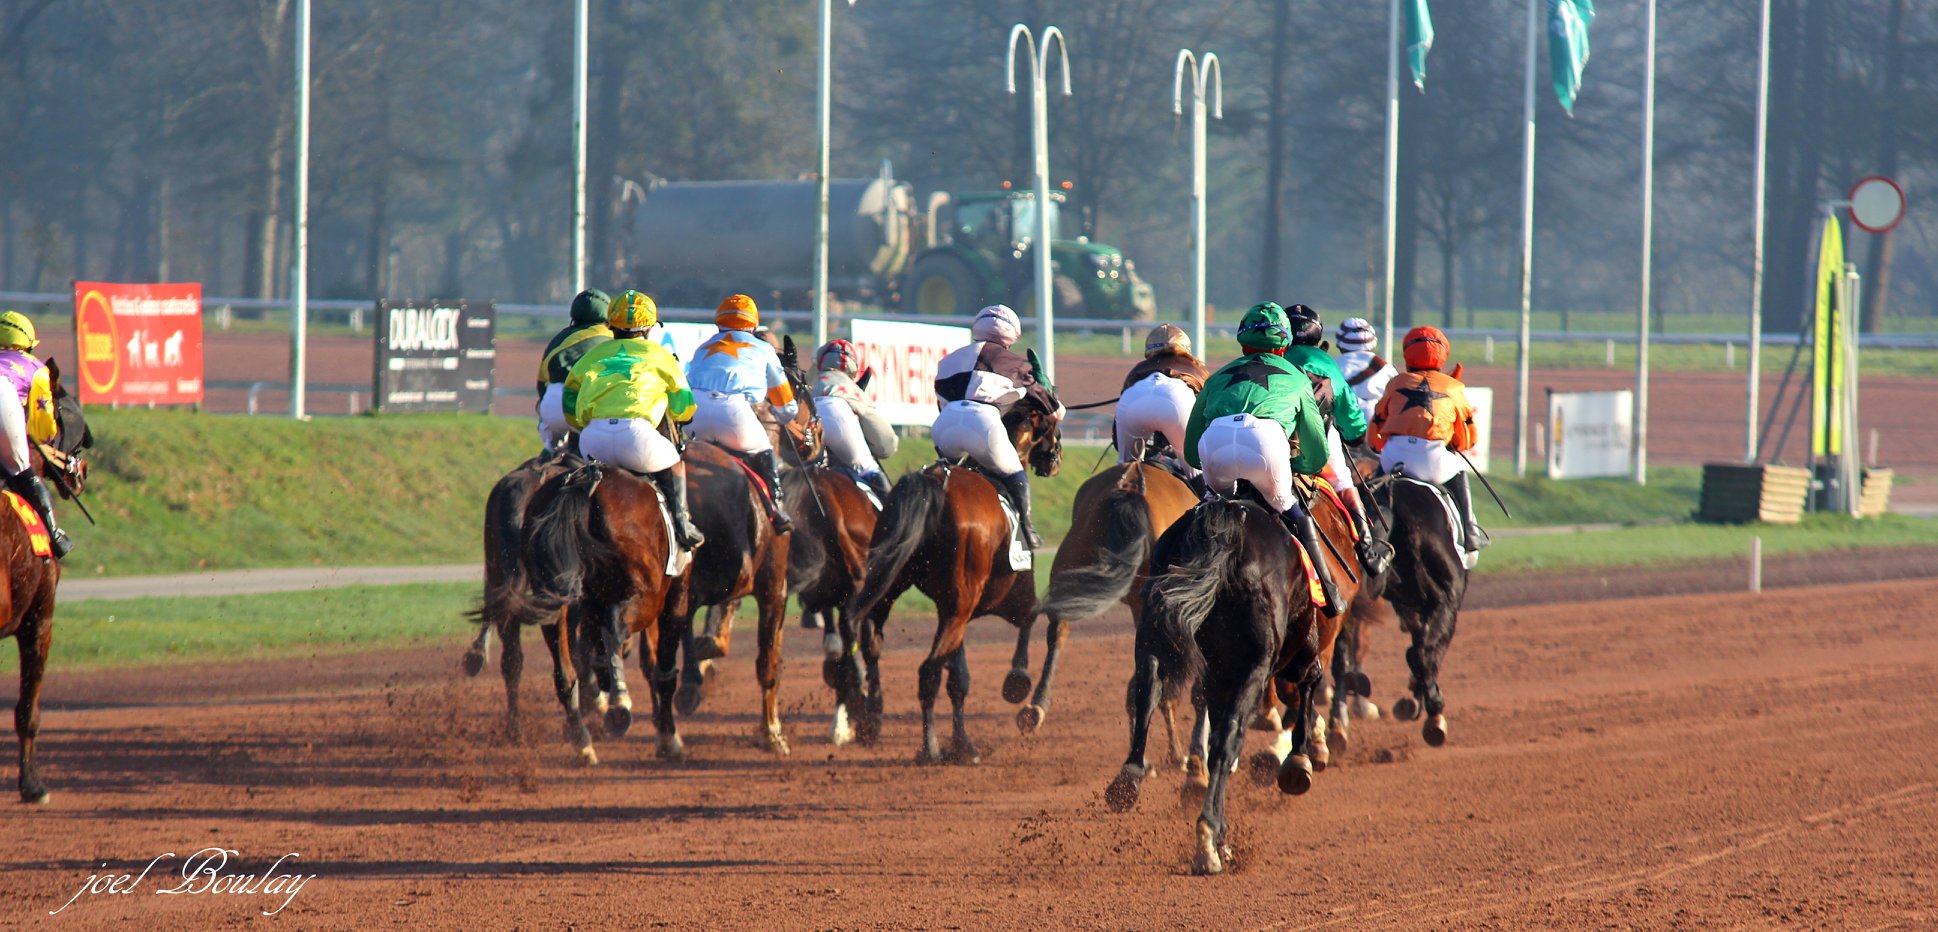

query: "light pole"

left=1173, top=49, right=1223, bottom=356
left=289, top=0, right=311, bottom=420
left=813, top=0, right=858, bottom=349
left=1007, top=23, right=1070, bottom=385
left=571, top=0, right=588, bottom=294
left=1745, top=0, right=1771, bottom=461
left=1633, top=0, right=1656, bottom=484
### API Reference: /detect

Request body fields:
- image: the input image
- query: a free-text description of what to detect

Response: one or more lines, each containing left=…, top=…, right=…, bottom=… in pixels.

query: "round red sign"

left=75, top=289, right=120, bottom=397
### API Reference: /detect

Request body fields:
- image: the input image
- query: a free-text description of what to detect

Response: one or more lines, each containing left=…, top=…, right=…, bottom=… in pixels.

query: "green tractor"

left=902, top=190, right=1156, bottom=321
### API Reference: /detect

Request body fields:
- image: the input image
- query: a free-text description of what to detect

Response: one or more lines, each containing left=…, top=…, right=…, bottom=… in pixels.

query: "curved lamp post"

left=1173, top=49, right=1223, bottom=355
left=1007, top=23, right=1070, bottom=385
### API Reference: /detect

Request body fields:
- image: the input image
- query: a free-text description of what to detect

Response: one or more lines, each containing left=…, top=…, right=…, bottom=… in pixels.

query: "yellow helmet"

left=608, top=290, right=658, bottom=331
left=0, top=312, right=38, bottom=351
left=716, top=294, right=759, bottom=330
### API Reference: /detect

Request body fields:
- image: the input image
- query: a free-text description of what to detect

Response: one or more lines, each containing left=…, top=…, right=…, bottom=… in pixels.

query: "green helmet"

left=569, top=288, right=611, bottom=325
left=1235, top=302, right=1292, bottom=351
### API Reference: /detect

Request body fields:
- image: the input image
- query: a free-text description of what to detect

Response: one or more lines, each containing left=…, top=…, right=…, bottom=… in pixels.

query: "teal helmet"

left=1236, top=302, right=1292, bottom=351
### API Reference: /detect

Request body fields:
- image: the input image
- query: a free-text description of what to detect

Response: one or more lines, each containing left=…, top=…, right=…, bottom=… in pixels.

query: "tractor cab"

left=906, top=189, right=1155, bottom=321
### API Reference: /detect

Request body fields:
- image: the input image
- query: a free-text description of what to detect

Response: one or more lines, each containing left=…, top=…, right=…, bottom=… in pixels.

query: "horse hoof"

left=1277, top=754, right=1314, bottom=795
left=1352, top=697, right=1382, bottom=721
left=1191, top=822, right=1225, bottom=876
left=1249, top=707, right=1284, bottom=732
left=855, top=716, right=882, bottom=748
left=1423, top=714, right=1448, bottom=747
left=656, top=737, right=688, bottom=762
left=1391, top=696, right=1419, bottom=722
left=674, top=682, right=704, bottom=717
left=19, top=787, right=49, bottom=805
left=1310, top=743, right=1330, bottom=772
left=1015, top=704, right=1045, bottom=735
left=1001, top=669, right=1032, bottom=705
left=1105, top=768, right=1144, bottom=813
left=821, top=631, right=842, bottom=659
left=604, top=704, right=633, bottom=737
left=945, top=739, right=982, bottom=765
left=1247, top=750, right=1282, bottom=787
left=761, top=729, right=791, bottom=757
left=593, top=691, right=611, bottom=715
left=578, top=746, right=600, bottom=767
left=691, top=637, right=726, bottom=662
left=800, top=614, right=823, bottom=630
left=914, top=746, right=943, bottom=766
left=1346, top=671, right=1373, bottom=696
left=1326, top=727, right=1350, bottom=759
left=460, top=651, right=486, bottom=677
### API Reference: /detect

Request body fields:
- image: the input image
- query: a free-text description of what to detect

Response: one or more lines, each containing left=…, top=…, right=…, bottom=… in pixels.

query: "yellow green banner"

left=1810, top=214, right=1844, bottom=458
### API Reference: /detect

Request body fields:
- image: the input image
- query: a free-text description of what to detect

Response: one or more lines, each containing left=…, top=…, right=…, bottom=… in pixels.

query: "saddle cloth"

left=2, top=491, right=50, bottom=558
left=1391, top=473, right=1477, bottom=571
left=848, top=474, right=882, bottom=512
left=650, top=485, right=695, bottom=576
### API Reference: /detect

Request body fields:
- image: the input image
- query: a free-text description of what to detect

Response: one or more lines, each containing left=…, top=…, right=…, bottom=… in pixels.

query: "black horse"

left=1375, top=474, right=1469, bottom=747
left=1105, top=495, right=1323, bottom=875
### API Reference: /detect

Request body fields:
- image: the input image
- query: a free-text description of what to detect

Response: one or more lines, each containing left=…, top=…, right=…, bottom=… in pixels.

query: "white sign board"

left=655, top=322, right=714, bottom=365
left=1466, top=386, right=1494, bottom=474
left=1546, top=389, right=1633, bottom=479
left=849, top=318, right=969, bottom=426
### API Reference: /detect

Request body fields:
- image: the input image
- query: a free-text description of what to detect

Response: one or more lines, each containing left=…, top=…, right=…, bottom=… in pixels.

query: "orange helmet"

left=1402, top=325, right=1450, bottom=371
left=716, top=294, right=759, bottom=330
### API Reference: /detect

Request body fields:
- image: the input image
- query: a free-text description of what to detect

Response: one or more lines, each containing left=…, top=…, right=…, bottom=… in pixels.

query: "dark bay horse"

left=1375, top=474, right=1470, bottom=747
left=5, top=358, right=93, bottom=803
left=839, top=405, right=1061, bottom=763
left=464, top=454, right=580, bottom=737
left=502, top=456, right=688, bottom=765
left=783, top=464, right=882, bottom=746
left=1025, top=460, right=1196, bottom=738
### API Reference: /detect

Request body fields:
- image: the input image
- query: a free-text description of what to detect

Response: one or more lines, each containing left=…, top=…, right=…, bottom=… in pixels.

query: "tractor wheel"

left=904, top=253, right=985, bottom=316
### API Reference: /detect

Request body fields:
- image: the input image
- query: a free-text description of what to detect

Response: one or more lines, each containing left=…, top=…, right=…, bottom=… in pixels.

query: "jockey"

left=685, top=294, right=800, bottom=533
left=1334, top=316, right=1398, bottom=411
left=811, top=339, right=898, bottom=498
left=562, top=291, right=705, bottom=550
left=1369, top=325, right=1488, bottom=553
left=1184, top=303, right=1341, bottom=616
left=1283, top=304, right=1393, bottom=577
left=1115, top=323, right=1209, bottom=476
left=932, top=304, right=1065, bottom=549
left=0, top=312, right=69, bottom=558
left=534, top=289, right=611, bottom=451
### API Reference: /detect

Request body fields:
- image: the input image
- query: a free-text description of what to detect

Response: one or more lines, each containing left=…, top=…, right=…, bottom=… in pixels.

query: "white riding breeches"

left=932, top=400, right=1023, bottom=477
left=1116, top=373, right=1196, bottom=471
left=1324, top=424, right=1353, bottom=493
left=819, top=396, right=884, bottom=479
left=0, top=379, right=28, bottom=476
left=1379, top=435, right=1465, bottom=485
left=579, top=417, right=682, bottom=474
left=537, top=383, right=570, bottom=450
left=1198, top=413, right=1296, bottom=512
left=690, top=391, right=772, bottom=454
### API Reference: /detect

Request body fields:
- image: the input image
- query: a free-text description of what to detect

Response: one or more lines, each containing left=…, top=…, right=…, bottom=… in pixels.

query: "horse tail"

left=1040, top=486, right=1152, bottom=624
left=783, top=470, right=827, bottom=594
left=847, top=470, right=945, bottom=623
left=506, top=464, right=616, bottom=627
left=469, top=468, right=536, bottom=628
left=1139, top=500, right=1252, bottom=699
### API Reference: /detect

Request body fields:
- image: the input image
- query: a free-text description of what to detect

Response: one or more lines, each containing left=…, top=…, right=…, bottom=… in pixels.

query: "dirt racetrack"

left=3, top=563, right=1936, bottom=927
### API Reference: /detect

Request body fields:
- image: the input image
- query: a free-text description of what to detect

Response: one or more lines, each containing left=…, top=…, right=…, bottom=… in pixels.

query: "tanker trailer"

left=631, top=173, right=915, bottom=309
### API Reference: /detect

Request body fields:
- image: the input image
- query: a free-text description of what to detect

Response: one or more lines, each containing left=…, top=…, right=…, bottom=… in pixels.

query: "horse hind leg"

left=1195, top=661, right=1272, bottom=875
left=540, top=621, right=597, bottom=766
left=15, top=616, right=51, bottom=803
left=1415, top=603, right=1458, bottom=747
left=498, top=615, right=526, bottom=742
left=752, top=562, right=790, bottom=756
left=1018, top=612, right=1070, bottom=736
left=461, top=622, right=493, bottom=677
left=1106, top=651, right=1163, bottom=813
left=943, top=648, right=980, bottom=764
left=1001, top=613, right=1035, bottom=705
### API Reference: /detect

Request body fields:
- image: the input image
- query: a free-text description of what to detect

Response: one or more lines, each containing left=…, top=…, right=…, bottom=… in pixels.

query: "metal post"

left=1746, top=0, right=1771, bottom=461
left=1514, top=0, right=1538, bottom=476
left=1634, top=0, right=1656, bottom=485
left=1381, top=0, right=1401, bottom=353
left=814, top=1, right=856, bottom=348
left=1749, top=535, right=1762, bottom=593
left=1843, top=265, right=1862, bottom=516
left=1174, top=50, right=1223, bottom=357
left=289, top=0, right=310, bottom=420
left=1007, top=24, right=1070, bottom=385
left=571, top=0, right=588, bottom=294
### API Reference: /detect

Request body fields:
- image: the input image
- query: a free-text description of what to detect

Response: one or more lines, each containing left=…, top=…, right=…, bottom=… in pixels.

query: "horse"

left=501, top=455, right=688, bottom=765
left=838, top=404, right=1062, bottom=763
left=782, top=463, right=883, bottom=747
left=1023, top=459, right=1196, bottom=739
left=1104, top=477, right=1359, bottom=875
left=5, top=358, right=93, bottom=803
left=1372, top=471, right=1470, bottom=747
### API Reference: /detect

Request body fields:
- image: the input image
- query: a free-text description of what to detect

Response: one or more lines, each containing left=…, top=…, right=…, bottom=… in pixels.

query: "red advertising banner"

left=71, top=281, right=205, bottom=405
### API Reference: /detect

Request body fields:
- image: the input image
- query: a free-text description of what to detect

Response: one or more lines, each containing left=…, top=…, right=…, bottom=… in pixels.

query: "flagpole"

left=1633, top=0, right=1656, bottom=485
left=1381, top=0, right=1400, bottom=353
left=1514, top=0, right=1537, bottom=477
left=1745, top=0, right=1771, bottom=461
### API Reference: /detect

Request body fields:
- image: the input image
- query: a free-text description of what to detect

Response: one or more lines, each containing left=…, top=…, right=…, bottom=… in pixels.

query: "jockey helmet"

left=817, top=339, right=863, bottom=377
left=1235, top=303, right=1292, bottom=352
left=971, top=305, right=1021, bottom=347
left=0, top=311, right=39, bottom=350
left=569, top=288, right=611, bottom=325
left=608, top=290, right=659, bottom=331
left=1336, top=316, right=1376, bottom=352
left=1285, top=303, right=1324, bottom=346
left=716, top=294, right=759, bottom=330
left=1143, top=323, right=1191, bottom=358
left=1402, top=325, right=1450, bottom=372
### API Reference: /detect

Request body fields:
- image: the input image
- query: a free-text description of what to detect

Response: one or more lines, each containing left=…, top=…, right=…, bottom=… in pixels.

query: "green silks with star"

left=1549, top=0, right=1595, bottom=114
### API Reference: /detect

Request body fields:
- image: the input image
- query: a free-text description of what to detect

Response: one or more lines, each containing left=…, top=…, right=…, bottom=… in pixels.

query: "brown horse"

left=1022, top=460, right=1197, bottom=738
left=5, top=358, right=92, bottom=803
left=840, top=405, right=1061, bottom=763
left=502, top=456, right=688, bottom=764
left=1373, top=471, right=1470, bottom=747
left=782, top=464, right=883, bottom=746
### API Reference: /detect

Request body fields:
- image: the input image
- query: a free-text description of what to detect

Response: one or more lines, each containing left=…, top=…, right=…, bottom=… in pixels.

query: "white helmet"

left=971, top=305, right=1022, bottom=347
left=1336, top=316, right=1377, bottom=352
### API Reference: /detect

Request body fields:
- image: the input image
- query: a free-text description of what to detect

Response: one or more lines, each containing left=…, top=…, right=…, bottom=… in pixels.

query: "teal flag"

left=1548, top=0, right=1594, bottom=114
left=1407, top=0, right=1434, bottom=90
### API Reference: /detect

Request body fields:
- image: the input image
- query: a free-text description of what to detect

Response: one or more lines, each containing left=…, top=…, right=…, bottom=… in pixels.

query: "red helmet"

left=1402, top=325, right=1450, bottom=371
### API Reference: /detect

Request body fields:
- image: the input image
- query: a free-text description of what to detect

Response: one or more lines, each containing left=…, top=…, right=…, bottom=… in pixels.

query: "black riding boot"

left=649, top=465, right=707, bottom=551
left=7, top=472, right=71, bottom=559
left=748, top=449, right=792, bottom=534
left=1444, top=471, right=1490, bottom=552
left=862, top=469, right=892, bottom=501
left=1001, top=471, right=1045, bottom=550
left=1349, top=503, right=1394, bottom=577
left=1279, top=505, right=1343, bottom=618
